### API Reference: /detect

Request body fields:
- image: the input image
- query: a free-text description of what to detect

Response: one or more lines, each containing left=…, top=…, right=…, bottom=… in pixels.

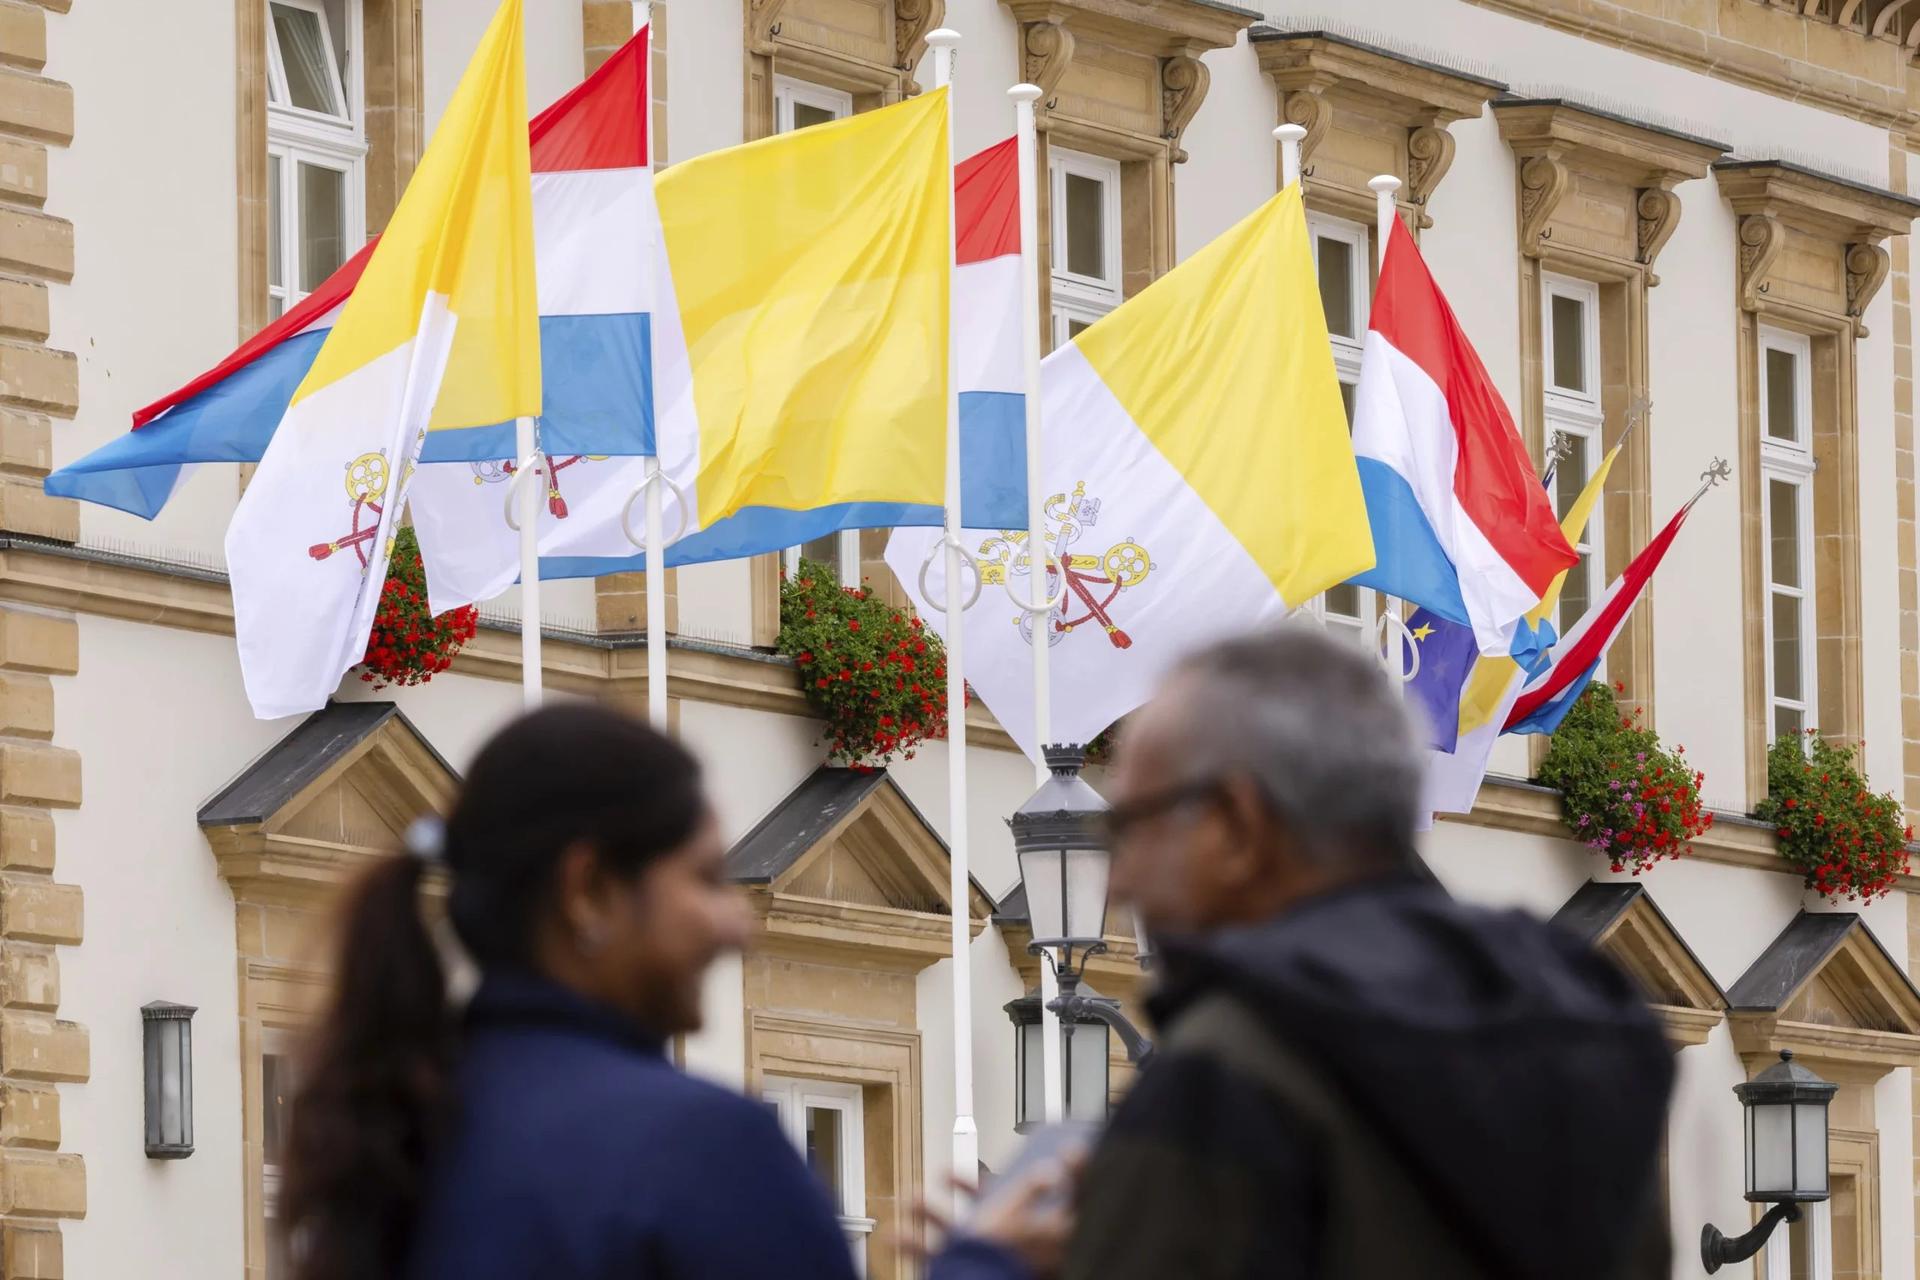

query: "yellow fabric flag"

left=655, top=88, right=951, bottom=526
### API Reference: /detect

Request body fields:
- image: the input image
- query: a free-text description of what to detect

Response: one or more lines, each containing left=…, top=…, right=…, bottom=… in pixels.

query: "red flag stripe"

left=1370, top=219, right=1574, bottom=597
left=1504, top=501, right=1693, bottom=728
left=955, top=136, right=1018, bottom=264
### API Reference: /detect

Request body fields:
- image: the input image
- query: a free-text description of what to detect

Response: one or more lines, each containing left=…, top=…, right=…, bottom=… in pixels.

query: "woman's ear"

left=551, top=840, right=614, bottom=953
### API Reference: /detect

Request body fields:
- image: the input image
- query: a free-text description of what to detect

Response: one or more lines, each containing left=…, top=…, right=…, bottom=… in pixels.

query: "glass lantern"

left=1004, top=991, right=1112, bottom=1132
left=1739, top=1050, right=1835, bottom=1203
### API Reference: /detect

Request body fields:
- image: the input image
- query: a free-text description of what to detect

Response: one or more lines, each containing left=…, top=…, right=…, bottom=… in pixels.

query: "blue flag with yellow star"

left=1405, top=609, right=1481, bottom=751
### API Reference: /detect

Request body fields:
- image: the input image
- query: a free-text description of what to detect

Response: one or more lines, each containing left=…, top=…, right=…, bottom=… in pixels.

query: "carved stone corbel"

left=1406, top=125, right=1456, bottom=230
left=1518, top=153, right=1569, bottom=258
left=747, top=0, right=790, bottom=57
left=1635, top=187, right=1682, bottom=286
left=1023, top=18, right=1076, bottom=124
left=1845, top=241, right=1890, bottom=336
left=1280, top=89, right=1330, bottom=172
left=895, top=0, right=945, bottom=83
left=1161, top=54, right=1209, bottom=164
left=1737, top=213, right=1782, bottom=312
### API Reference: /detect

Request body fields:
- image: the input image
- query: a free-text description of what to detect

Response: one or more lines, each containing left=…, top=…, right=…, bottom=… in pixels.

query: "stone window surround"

left=1493, top=98, right=1727, bottom=734
left=1250, top=26, right=1506, bottom=237
left=1712, top=159, right=1914, bottom=806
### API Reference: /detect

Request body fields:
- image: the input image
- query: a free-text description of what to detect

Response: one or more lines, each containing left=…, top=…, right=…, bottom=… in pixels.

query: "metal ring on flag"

left=502, top=451, right=550, bottom=532
left=1375, top=611, right=1422, bottom=684
left=619, top=470, right=691, bottom=552
left=918, top=534, right=983, bottom=613
left=1005, top=553, right=1068, bottom=615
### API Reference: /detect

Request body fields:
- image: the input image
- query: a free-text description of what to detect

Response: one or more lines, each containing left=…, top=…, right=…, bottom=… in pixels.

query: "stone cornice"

left=0, top=536, right=1020, bottom=751
left=1250, top=27, right=1505, bottom=130
left=1446, top=774, right=1920, bottom=895
left=1713, top=159, right=1920, bottom=244
left=750, top=888, right=987, bottom=970
left=1459, top=0, right=1914, bottom=133
left=1002, top=0, right=1258, bottom=55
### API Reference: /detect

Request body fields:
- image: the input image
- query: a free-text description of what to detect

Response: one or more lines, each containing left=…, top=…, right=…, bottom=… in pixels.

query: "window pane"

left=804, top=1106, right=845, bottom=1214
left=1768, top=479, right=1801, bottom=589
left=1064, top=172, right=1105, bottom=280
left=1067, top=318, right=1092, bottom=340
left=1323, top=583, right=1361, bottom=621
left=1317, top=235, right=1355, bottom=339
left=272, top=4, right=342, bottom=116
left=1775, top=703, right=1804, bottom=743
left=268, top=154, right=284, bottom=291
left=1772, top=591, right=1803, bottom=702
left=792, top=101, right=839, bottom=131
left=1339, top=380, right=1356, bottom=428
left=1550, top=293, right=1586, bottom=393
left=262, top=1053, right=291, bottom=1168
left=1554, top=441, right=1586, bottom=530
left=268, top=295, right=286, bottom=321
left=1766, top=347, right=1799, bottom=443
left=297, top=162, right=347, bottom=292
left=798, top=535, right=838, bottom=569
left=1559, top=556, right=1591, bottom=634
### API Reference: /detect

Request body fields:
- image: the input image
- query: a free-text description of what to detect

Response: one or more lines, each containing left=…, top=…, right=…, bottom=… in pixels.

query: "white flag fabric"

left=887, top=188, right=1372, bottom=762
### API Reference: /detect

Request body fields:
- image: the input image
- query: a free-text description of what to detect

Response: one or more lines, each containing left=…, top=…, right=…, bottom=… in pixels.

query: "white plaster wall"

left=45, top=0, right=242, bottom=565
left=665, top=0, right=743, bottom=166
left=424, top=0, right=583, bottom=127
left=1175, top=31, right=1278, bottom=261
left=54, top=617, right=288, bottom=1279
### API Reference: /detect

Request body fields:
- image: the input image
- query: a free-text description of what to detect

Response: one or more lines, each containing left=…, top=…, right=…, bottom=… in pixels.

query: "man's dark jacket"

left=1045, top=877, right=1673, bottom=1280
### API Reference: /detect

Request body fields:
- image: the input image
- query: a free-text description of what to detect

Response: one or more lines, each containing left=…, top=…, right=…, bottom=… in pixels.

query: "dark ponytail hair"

left=282, top=704, right=705, bottom=1280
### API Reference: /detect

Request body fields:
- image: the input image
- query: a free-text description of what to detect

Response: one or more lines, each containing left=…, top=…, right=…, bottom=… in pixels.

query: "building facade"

left=0, top=0, right=1917, bottom=1276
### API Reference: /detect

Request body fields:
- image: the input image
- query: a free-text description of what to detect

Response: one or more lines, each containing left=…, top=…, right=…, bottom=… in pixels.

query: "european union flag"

left=1404, top=608, right=1481, bottom=752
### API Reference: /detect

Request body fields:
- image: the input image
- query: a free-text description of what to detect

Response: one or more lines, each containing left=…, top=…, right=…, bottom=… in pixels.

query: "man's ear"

left=1211, top=775, right=1276, bottom=887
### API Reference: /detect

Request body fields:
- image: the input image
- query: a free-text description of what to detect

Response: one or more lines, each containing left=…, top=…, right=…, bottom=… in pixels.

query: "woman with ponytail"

left=279, top=704, right=1061, bottom=1280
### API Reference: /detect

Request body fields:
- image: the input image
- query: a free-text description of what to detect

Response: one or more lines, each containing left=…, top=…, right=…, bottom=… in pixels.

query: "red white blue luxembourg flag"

left=46, top=23, right=658, bottom=519
left=1504, top=498, right=1694, bottom=734
left=1347, top=217, right=1575, bottom=656
left=490, top=133, right=1031, bottom=594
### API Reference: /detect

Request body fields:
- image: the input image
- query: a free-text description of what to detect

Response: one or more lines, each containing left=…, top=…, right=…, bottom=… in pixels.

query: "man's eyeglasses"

left=1097, top=777, right=1227, bottom=846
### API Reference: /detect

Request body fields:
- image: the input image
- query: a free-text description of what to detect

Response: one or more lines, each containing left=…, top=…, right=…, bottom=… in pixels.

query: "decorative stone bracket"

left=1715, top=160, right=1918, bottom=336
left=1005, top=0, right=1256, bottom=159
left=1495, top=99, right=1727, bottom=284
left=1252, top=29, right=1504, bottom=230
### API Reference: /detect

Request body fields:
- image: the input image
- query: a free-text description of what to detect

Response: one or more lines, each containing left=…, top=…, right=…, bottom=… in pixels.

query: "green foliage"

left=1755, top=731, right=1911, bottom=903
left=1537, top=682, right=1711, bottom=875
left=777, top=560, right=956, bottom=769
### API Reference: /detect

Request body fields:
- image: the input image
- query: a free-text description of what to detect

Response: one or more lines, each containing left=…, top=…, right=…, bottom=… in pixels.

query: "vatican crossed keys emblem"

left=978, top=482, right=1153, bottom=649
left=468, top=453, right=607, bottom=518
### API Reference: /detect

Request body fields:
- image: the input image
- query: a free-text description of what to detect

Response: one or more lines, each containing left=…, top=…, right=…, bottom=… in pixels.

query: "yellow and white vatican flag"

left=887, top=185, right=1373, bottom=761
left=226, top=0, right=538, bottom=719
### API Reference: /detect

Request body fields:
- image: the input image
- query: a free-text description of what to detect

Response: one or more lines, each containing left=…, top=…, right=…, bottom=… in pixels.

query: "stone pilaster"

left=0, top=4, right=84, bottom=1271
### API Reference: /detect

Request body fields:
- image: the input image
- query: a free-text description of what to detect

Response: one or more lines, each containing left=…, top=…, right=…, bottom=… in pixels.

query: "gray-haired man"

left=1041, top=626, right=1673, bottom=1279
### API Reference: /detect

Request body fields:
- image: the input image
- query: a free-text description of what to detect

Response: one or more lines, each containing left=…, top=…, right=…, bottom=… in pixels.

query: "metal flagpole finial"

left=1686, top=456, right=1733, bottom=510
left=1615, top=395, right=1653, bottom=450
left=1544, top=429, right=1575, bottom=470
left=1009, top=83, right=1043, bottom=104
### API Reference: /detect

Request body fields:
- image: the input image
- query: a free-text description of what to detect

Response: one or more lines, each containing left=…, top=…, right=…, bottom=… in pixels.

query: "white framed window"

left=1760, top=326, right=1816, bottom=745
left=774, top=77, right=853, bottom=134
left=1049, top=148, right=1122, bottom=344
left=266, top=0, right=365, bottom=321
left=763, top=1076, right=875, bottom=1274
left=1305, top=213, right=1374, bottom=647
left=1542, top=274, right=1606, bottom=654
left=784, top=533, right=861, bottom=589
left=260, top=1031, right=297, bottom=1280
left=770, top=78, right=859, bottom=586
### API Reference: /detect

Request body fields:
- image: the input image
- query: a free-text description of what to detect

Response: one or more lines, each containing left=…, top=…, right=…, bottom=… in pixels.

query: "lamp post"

left=1008, top=744, right=1156, bottom=1128
left=1700, top=1050, right=1837, bottom=1272
left=1004, top=989, right=1110, bottom=1131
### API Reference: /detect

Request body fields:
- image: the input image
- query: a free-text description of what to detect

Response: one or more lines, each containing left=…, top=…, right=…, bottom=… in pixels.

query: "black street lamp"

left=1004, top=989, right=1110, bottom=1131
left=1007, top=744, right=1155, bottom=1127
left=1700, top=1050, right=1837, bottom=1272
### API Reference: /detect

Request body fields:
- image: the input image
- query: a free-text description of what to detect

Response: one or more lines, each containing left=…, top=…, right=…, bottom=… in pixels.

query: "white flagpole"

left=929, top=27, right=978, bottom=1198
left=1276, top=123, right=1304, bottom=190
left=1009, top=82, right=1065, bottom=1126
left=1366, top=174, right=1418, bottom=690
left=514, top=416, right=543, bottom=708
left=634, top=0, right=668, bottom=731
